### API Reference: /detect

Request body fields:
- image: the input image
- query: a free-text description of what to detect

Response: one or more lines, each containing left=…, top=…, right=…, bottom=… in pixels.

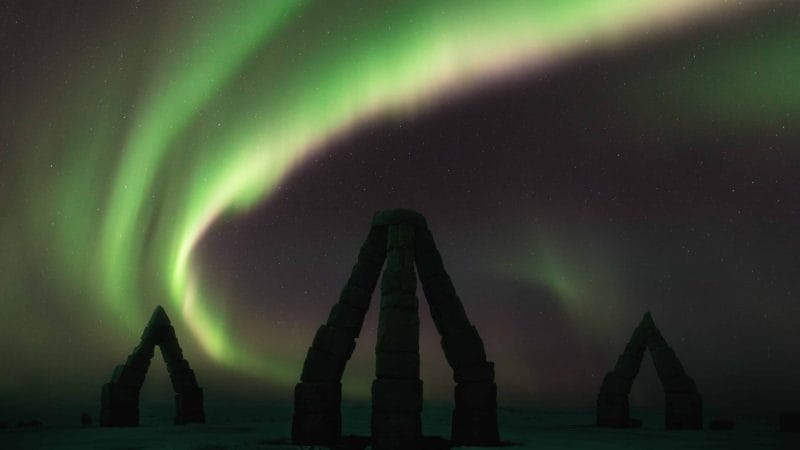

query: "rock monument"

left=100, top=306, right=205, bottom=426
left=597, top=312, right=702, bottom=430
left=292, top=209, right=499, bottom=449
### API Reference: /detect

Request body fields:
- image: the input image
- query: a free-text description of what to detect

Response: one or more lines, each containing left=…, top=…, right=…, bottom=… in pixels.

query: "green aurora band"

left=3, top=0, right=797, bottom=393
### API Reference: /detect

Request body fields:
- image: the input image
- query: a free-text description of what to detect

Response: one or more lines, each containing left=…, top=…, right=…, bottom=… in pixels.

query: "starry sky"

left=1, top=1, right=798, bottom=412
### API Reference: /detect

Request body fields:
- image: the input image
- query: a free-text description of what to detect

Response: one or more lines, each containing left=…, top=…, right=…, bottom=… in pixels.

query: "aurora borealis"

left=1, top=0, right=799, bottom=413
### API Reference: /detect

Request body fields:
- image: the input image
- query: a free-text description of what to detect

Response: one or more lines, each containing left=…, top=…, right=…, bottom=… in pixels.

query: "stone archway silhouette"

left=292, top=209, right=499, bottom=448
left=100, top=306, right=205, bottom=426
left=596, top=312, right=702, bottom=429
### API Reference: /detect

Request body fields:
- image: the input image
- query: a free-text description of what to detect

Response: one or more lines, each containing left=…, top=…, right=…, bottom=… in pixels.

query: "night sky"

left=1, top=1, right=798, bottom=414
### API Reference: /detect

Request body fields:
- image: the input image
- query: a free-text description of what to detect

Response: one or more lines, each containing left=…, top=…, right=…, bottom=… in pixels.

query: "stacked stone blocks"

left=100, top=306, right=205, bottom=427
left=291, top=209, right=499, bottom=446
left=372, top=218, right=422, bottom=450
left=292, top=226, right=387, bottom=444
left=597, top=312, right=702, bottom=430
left=414, top=225, right=499, bottom=444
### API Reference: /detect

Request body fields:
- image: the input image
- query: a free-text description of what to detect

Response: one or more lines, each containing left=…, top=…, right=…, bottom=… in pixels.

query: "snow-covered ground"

left=1, top=401, right=797, bottom=449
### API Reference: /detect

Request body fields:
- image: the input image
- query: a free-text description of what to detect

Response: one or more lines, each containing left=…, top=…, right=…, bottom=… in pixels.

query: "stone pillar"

left=100, top=324, right=157, bottom=426
left=596, top=313, right=651, bottom=428
left=415, top=226, right=499, bottom=444
left=596, top=373, right=632, bottom=428
left=448, top=332, right=498, bottom=444
left=291, top=381, right=343, bottom=444
left=372, top=216, right=422, bottom=450
left=100, top=382, right=140, bottom=426
left=292, top=225, right=387, bottom=445
left=649, top=329, right=702, bottom=430
left=161, top=326, right=205, bottom=425
left=101, top=306, right=205, bottom=427
left=100, top=356, right=148, bottom=426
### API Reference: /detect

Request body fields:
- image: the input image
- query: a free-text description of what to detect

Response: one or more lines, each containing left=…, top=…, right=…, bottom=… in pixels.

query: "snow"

left=1, top=402, right=796, bottom=449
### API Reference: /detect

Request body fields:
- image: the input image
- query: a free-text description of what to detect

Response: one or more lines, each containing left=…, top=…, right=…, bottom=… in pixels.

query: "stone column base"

left=451, top=408, right=499, bottom=444
left=291, top=382, right=342, bottom=444
left=100, top=382, right=139, bottom=427
left=665, top=392, right=702, bottom=430
left=174, top=388, right=205, bottom=424
left=597, top=393, right=631, bottom=428
left=371, top=411, right=422, bottom=450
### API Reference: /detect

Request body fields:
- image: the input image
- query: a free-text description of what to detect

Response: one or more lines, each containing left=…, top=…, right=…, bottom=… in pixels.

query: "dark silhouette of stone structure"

left=780, top=412, right=800, bottom=432
left=597, top=312, right=702, bottom=430
left=292, top=209, right=499, bottom=448
left=100, top=306, right=205, bottom=426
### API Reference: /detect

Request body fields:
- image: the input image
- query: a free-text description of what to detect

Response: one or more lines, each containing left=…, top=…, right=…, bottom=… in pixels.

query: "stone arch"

left=100, top=306, right=205, bottom=426
left=596, top=312, right=702, bottom=429
left=292, top=209, right=499, bottom=448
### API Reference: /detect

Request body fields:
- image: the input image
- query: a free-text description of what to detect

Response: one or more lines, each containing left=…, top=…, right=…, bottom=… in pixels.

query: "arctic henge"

left=94, top=210, right=705, bottom=444
left=292, top=209, right=500, bottom=449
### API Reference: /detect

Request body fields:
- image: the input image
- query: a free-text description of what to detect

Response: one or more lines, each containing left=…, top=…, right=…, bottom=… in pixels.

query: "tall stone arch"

left=292, top=209, right=499, bottom=448
left=596, top=312, right=702, bottom=429
left=100, top=306, right=205, bottom=426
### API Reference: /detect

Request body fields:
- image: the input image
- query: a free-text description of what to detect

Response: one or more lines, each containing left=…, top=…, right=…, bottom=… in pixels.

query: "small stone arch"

left=596, top=312, right=702, bottom=429
left=100, top=306, right=205, bottom=426
left=292, top=209, right=499, bottom=448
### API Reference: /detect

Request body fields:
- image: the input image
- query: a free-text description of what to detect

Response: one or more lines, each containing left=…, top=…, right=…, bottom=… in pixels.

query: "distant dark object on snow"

left=780, top=412, right=800, bottom=432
